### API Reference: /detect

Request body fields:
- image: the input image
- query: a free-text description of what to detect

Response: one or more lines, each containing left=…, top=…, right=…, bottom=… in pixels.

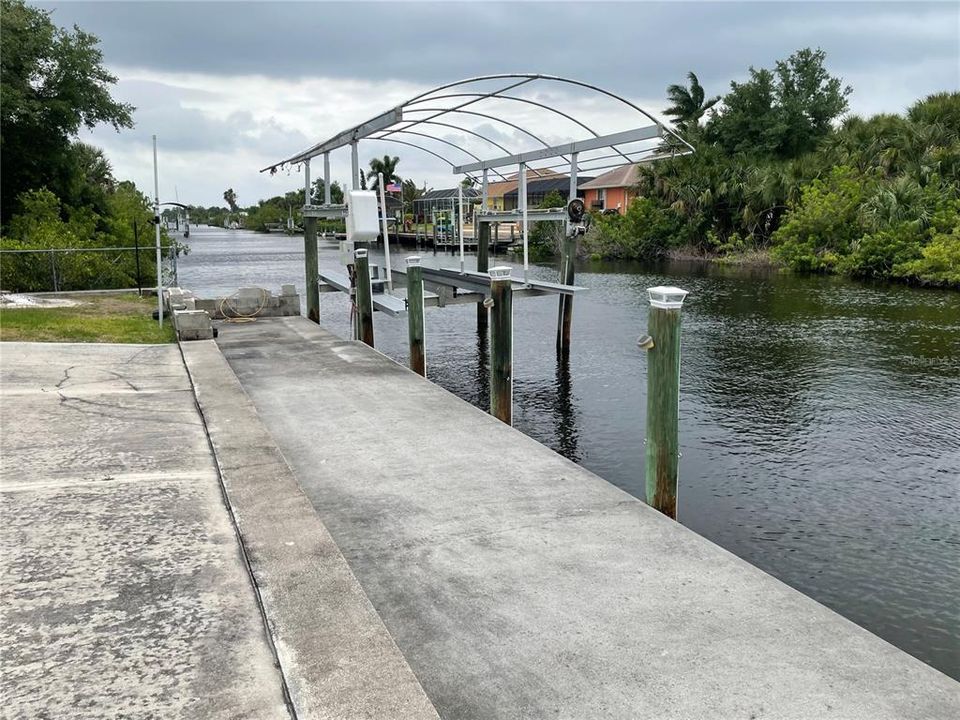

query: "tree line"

left=588, top=48, right=959, bottom=287
left=0, top=0, right=175, bottom=291
left=201, top=155, right=432, bottom=232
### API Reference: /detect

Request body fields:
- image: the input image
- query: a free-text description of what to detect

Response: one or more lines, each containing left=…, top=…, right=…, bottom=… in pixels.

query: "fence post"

left=489, top=266, right=513, bottom=425
left=354, top=248, right=375, bottom=347
left=406, top=256, right=425, bottom=376
left=476, top=220, right=490, bottom=333
left=49, top=250, right=58, bottom=292
left=133, top=220, right=143, bottom=295
left=642, top=286, right=689, bottom=520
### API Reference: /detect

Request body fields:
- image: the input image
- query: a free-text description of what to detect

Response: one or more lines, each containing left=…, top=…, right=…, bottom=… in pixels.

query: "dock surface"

left=211, top=317, right=960, bottom=720
left=0, top=343, right=290, bottom=718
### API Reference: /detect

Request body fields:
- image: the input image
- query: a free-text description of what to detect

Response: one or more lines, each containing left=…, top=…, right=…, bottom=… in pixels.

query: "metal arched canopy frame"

left=260, top=73, right=693, bottom=178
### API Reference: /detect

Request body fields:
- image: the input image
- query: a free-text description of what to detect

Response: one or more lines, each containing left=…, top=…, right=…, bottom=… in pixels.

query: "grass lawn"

left=0, top=293, right=176, bottom=343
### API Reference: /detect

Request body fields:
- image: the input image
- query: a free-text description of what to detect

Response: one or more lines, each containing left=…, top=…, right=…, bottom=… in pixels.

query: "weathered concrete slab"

left=0, top=342, right=289, bottom=719
left=180, top=340, right=439, bottom=720
left=216, top=317, right=960, bottom=720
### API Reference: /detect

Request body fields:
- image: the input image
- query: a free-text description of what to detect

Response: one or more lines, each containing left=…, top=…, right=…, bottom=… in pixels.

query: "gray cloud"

left=37, top=1, right=960, bottom=205
left=39, top=2, right=959, bottom=102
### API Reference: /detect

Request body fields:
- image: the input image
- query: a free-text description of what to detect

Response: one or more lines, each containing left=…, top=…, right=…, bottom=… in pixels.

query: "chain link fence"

left=0, top=245, right=179, bottom=293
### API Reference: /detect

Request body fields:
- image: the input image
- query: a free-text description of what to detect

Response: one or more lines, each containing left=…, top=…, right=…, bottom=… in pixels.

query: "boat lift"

left=262, top=73, right=693, bottom=341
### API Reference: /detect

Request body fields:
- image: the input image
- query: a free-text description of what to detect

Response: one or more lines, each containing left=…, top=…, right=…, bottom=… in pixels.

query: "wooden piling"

left=643, top=286, right=689, bottom=520
left=304, top=216, right=320, bottom=323
left=556, top=234, right=576, bottom=355
left=476, top=221, right=491, bottom=332
left=489, top=266, right=513, bottom=425
left=406, top=256, right=426, bottom=376
left=354, top=249, right=375, bottom=347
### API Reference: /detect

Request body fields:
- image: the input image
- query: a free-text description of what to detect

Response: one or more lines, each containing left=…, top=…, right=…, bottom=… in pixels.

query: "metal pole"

left=133, top=220, right=142, bottom=295
left=354, top=248, right=375, bottom=347
left=152, top=135, right=162, bottom=327
left=304, top=158, right=320, bottom=323
left=489, top=266, right=513, bottom=425
left=458, top=183, right=465, bottom=273
left=49, top=250, right=57, bottom=292
left=567, top=152, right=578, bottom=234
left=323, top=152, right=332, bottom=204
left=643, top=286, right=689, bottom=520
left=481, top=168, right=489, bottom=209
left=520, top=163, right=528, bottom=283
left=405, top=256, right=425, bottom=376
left=351, top=142, right=360, bottom=190
left=377, top=172, right=393, bottom=290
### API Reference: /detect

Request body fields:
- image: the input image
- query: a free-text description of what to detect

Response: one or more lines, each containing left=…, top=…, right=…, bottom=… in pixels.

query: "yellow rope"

left=219, top=288, right=268, bottom=323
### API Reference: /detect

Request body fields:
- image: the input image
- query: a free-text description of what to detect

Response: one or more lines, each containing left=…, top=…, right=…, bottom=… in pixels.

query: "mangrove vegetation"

left=585, top=49, right=959, bottom=287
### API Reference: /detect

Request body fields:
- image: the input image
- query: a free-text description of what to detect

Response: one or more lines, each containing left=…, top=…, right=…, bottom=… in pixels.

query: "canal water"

left=179, top=226, right=960, bottom=679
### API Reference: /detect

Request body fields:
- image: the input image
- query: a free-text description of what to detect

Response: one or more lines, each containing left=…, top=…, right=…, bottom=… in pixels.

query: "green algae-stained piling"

left=303, top=216, right=319, bottom=322
left=406, top=256, right=426, bottom=376
left=556, top=234, right=576, bottom=355
left=489, top=266, right=513, bottom=425
left=303, top=157, right=320, bottom=323
left=354, top=249, right=374, bottom=347
left=643, top=286, right=689, bottom=519
left=476, top=221, right=490, bottom=332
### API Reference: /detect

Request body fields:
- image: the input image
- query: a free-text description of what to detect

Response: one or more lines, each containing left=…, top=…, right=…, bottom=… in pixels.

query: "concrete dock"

left=207, top=317, right=958, bottom=719
left=3, top=321, right=959, bottom=718
left=0, top=343, right=289, bottom=718
left=0, top=341, right=436, bottom=719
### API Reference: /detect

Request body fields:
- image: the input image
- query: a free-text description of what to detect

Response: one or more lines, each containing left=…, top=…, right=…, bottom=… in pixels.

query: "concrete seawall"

left=203, top=316, right=959, bottom=719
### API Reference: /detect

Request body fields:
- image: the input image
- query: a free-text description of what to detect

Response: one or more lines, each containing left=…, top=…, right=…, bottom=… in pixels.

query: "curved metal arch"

left=375, top=121, right=551, bottom=179
left=262, top=72, right=692, bottom=174
left=400, top=108, right=570, bottom=177
left=364, top=137, right=479, bottom=183
left=401, top=93, right=636, bottom=166
left=404, top=107, right=549, bottom=149
left=405, top=92, right=600, bottom=139
left=401, top=120, right=514, bottom=157
left=402, top=73, right=691, bottom=151
left=372, top=130, right=507, bottom=181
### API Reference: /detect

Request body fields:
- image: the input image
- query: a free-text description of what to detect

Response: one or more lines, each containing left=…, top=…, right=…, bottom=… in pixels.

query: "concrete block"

left=174, top=309, right=213, bottom=341
left=278, top=296, right=300, bottom=315
left=236, top=287, right=267, bottom=302
left=195, top=298, right=217, bottom=315
left=281, top=284, right=297, bottom=297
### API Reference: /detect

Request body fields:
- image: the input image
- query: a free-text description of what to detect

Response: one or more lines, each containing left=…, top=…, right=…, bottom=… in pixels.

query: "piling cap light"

left=405, top=255, right=422, bottom=266
left=489, top=266, right=512, bottom=280
left=354, top=248, right=368, bottom=259
left=647, top=286, right=688, bottom=309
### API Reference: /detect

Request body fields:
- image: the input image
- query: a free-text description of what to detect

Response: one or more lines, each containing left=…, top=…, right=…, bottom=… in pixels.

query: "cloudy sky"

left=38, top=1, right=960, bottom=207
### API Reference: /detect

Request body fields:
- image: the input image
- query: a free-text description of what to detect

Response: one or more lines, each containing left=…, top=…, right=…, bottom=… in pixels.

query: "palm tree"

left=223, top=188, right=239, bottom=212
left=664, top=72, right=720, bottom=136
left=367, top=155, right=400, bottom=190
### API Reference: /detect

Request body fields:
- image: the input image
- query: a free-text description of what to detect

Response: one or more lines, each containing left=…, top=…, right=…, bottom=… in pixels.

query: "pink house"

left=578, top=164, right=641, bottom=215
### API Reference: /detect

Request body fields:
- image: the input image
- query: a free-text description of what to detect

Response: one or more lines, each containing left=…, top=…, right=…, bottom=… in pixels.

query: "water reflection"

left=552, top=354, right=581, bottom=463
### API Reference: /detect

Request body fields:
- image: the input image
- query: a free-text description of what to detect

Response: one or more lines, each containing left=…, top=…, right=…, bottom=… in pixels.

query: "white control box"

left=346, top=190, right=380, bottom=243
